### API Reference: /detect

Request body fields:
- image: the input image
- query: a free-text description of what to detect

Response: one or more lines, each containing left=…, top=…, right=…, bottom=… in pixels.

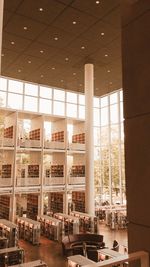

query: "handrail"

left=84, top=251, right=149, bottom=267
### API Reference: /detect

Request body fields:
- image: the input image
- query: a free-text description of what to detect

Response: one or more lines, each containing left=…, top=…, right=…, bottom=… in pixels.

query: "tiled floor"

left=19, top=223, right=127, bottom=267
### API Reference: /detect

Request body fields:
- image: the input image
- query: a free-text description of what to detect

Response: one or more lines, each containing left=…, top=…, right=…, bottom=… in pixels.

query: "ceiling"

left=1, top=0, right=122, bottom=96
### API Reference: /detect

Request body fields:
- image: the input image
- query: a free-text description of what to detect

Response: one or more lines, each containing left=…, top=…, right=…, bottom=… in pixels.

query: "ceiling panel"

left=52, top=6, right=98, bottom=35
left=4, top=14, right=47, bottom=40
left=16, top=0, right=66, bottom=25
left=1, top=48, right=19, bottom=70
left=36, top=25, right=76, bottom=49
left=71, top=0, right=120, bottom=18
left=4, top=0, right=23, bottom=12
left=2, top=32, right=32, bottom=52
left=102, top=6, right=121, bottom=29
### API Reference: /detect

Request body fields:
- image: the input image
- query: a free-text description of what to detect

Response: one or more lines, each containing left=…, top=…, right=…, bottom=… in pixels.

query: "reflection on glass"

left=101, top=95, right=108, bottom=107
left=39, top=99, right=52, bottom=114
left=67, top=92, right=77, bottom=104
left=94, top=127, right=100, bottom=146
left=67, top=103, right=77, bottom=118
left=24, top=96, right=38, bottom=112
left=8, top=93, right=23, bottom=109
left=8, top=80, right=23, bottom=94
left=110, top=104, right=118, bottom=124
left=110, top=92, right=118, bottom=104
left=101, top=107, right=108, bottom=126
left=54, top=89, right=65, bottom=101
left=94, top=108, right=100, bottom=126
left=40, top=86, right=52, bottom=99
left=0, top=91, right=6, bottom=107
left=0, top=77, right=7, bottom=91
left=79, top=105, right=85, bottom=119
left=93, top=97, right=99, bottom=108
left=53, top=101, right=65, bottom=116
left=79, top=94, right=85, bottom=105
left=25, top=83, right=38, bottom=96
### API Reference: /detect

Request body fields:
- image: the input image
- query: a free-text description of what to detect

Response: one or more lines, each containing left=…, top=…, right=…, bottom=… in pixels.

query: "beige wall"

left=122, top=0, right=150, bottom=256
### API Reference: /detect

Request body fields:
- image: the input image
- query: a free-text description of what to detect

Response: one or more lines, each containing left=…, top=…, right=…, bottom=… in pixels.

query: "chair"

left=112, top=240, right=119, bottom=252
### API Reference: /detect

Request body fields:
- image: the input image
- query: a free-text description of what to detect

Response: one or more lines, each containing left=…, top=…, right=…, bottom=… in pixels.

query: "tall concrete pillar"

left=122, top=0, right=150, bottom=256
left=0, top=0, right=4, bottom=73
left=84, top=63, right=95, bottom=215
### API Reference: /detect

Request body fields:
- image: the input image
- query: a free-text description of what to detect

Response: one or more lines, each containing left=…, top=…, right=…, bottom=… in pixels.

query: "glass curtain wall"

left=0, top=76, right=125, bottom=205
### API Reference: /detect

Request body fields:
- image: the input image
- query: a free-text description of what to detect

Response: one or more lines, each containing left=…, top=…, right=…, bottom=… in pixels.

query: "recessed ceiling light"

left=107, top=70, right=111, bottom=73
left=40, top=50, right=44, bottom=53
left=65, top=57, right=69, bottom=61
left=73, top=21, right=77, bottom=25
left=95, top=88, right=99, bottom=90
left=73, top=73, right=76, bottom=75
left=1, top=53, right=4, bottom=57
left=28, top=60, right=31, bottom=64
left=61, top=80, right=64, bottom=82
left=109, top=82, right=112, bottom=85
left=11, top=41, right=15, bottom=45
left=18, top=69, right=21, bottom=73
left=96, top=1, right=100, bottom=4
left=105, top=54, right=108, bottom=57
left=101, top=32, right=105, bottom=36
left=54, top=37, right=58, bottom=41
left=81, top=46, right=85, bottom=49
left=23, top=26, right=28, bottom=30
left=39, top=8, right=43, bottom=12
left=52, top=67, right=55, bottom=70
left=40, top=74, right=44, bottom=78
left=79, top=84, right=82, bottom=86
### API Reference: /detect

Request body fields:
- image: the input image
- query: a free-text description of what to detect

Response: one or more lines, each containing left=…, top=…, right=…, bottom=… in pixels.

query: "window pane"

left=79, top=105, right=85, bottom=119
left=8, top=80, right=23, bottom=94
left=67, top=92, right=77, bottom=103
left=40, top=86, right=52, bottom=99
left=94, top=108, right=100, bottom=126
left=120, top=90, right=123, bottom=102
left=110, top=104, right=118, bottom=124
left=54, top=89, right=65, bottom=101
left=101, top=107, right=108, bottom=126
left=101, top=126, right=109, bottom=146
left=111, top=125, right=119, bottom=143
left=101, top=96, right=108, bottom=107
left=39, top=99, right=52, bottom=114
left=120, top=102, right=124, bottom=121
left=25, top=83, right=38, bottom=96
left=0, top=91, right=6, bottom=107
left=8, top=93, right=23, bottom=109
left=53, top=101, right=65, bottom=116
left=24, top=96, right=38, bottom=112
left=110, top=92, right=118, bottom=104
left=0, top=77, right=7, bottom=91
left=79, top=94, right=85, bottom=105
left=93, top=97, right=99, bottom=108
left=94, top=127, right=100, bottom=146
left=67, top=103, right=77, bottom=118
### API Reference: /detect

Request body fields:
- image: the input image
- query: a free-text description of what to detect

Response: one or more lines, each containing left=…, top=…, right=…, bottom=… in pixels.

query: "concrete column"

left=84, top=63, right=95, bottom=215
left=122, top=0, right=150, bottom=258
left=0, top=0, right=4, bottom=73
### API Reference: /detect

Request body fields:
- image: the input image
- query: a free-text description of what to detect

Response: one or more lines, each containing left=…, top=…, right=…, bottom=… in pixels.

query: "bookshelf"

left=49, top=192, right=63, bottom=213
left=27, top=194, right=39, bottom=220
left=67, top=120, right=85, bottom=151
left=0, top=111, right=15, bottom=147
left=68, top=152, right=85, bottom=185
left=72, top=191, right=85, bottom=213
left=0, top=196, right=10, bottom=220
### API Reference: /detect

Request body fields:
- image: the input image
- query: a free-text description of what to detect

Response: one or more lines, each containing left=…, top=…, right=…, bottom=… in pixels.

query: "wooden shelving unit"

left=49, top=192, right=63, bottom=213
left=27, top=194, right=38, bottom=220
left=72, top=191, right=85, bottom=213
left=0, top=196, right=10, bottom=220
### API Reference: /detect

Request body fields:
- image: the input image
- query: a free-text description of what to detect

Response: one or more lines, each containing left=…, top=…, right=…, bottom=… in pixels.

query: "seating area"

left=61, top=233, right=105, bottom=256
